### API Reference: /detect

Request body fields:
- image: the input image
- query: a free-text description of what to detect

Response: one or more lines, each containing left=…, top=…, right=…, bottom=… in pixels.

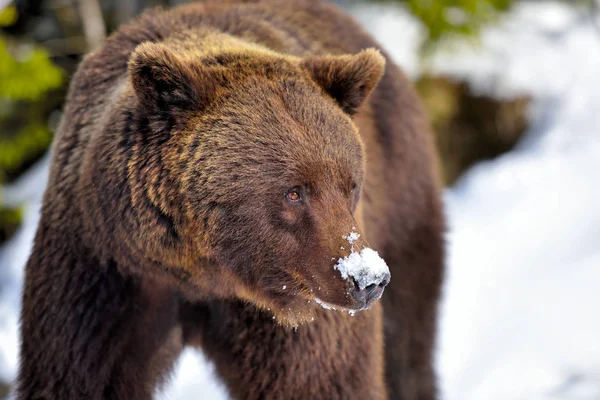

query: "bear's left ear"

left=301, top=48, right=385, bottom=115
left=128, top=42, right=216, bottom=119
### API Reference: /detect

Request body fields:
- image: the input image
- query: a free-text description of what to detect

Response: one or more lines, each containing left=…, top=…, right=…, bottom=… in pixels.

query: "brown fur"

left=17, top=1, right=444, bottom=399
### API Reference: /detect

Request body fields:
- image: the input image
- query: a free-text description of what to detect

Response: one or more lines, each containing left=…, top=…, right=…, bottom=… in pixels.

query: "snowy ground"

left=1, top=1, right=599, bottom=399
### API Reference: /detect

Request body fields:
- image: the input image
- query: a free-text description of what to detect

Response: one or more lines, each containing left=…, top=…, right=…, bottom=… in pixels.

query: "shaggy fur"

left=17, top=1, right=445, bottom=399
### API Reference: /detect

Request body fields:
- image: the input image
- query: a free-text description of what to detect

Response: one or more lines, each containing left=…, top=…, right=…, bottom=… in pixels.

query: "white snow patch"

left=334, top=248, right=390, bottom=291
left=155, top=349, right=229, bottom=400
left=356, top=2, right=600, bottom=399
left=343, top=231, right=360, bottom=244
left=342, top=230, right=361, bottom=252
left=0, top=156, right=49, bottom=384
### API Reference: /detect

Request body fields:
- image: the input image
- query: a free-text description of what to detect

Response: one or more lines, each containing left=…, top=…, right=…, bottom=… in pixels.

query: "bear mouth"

left=314, top=287, right=384, bottom=314
left=313, top=296, right=372, bottom=316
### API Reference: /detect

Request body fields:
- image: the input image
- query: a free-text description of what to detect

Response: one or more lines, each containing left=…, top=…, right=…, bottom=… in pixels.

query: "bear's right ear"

left=128, top=42, right=216, bottom=119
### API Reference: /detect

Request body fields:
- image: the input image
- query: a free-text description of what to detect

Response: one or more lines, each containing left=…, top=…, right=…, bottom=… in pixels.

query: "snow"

left=155, top=349, right=228, bottom=400
left=1, top=1, right=600, bottom=399
left=0, top=155, right=49, bottom=383
left=342, top=231, right=360, bottom=247
left=334, top=248, right=390, bottom=291
left=349, top=2, right=425, bottom=79
left=431, top=3, right=600, bottom=398
left=354, top=2, right=600, bottom=399
left=336, top=229, right=390, bottom=291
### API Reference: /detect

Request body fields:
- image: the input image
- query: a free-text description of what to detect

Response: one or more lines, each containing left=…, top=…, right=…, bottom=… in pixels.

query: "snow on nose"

left=334, top=230, right=390, bottom=290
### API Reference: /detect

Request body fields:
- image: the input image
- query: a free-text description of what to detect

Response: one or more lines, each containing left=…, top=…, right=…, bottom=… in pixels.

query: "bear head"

left=88, top=40, right=389, bottom=326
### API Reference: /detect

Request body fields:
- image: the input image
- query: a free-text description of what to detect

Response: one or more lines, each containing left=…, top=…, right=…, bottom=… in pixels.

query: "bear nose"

left=350, top=273, right=390, bottom=306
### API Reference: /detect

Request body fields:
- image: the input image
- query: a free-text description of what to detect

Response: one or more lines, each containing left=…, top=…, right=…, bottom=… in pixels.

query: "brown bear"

left=17, top=1, right=445, bottom=399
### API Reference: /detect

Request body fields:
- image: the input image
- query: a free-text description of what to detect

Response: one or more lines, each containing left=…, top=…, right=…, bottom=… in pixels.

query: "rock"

left=417, top=75, right=531, bottom=185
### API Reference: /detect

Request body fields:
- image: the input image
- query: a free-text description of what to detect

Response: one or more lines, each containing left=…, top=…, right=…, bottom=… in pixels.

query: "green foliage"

left=379, top=0, right=514, bottom=47
left=408, top=0, right=512, bottom=45
left=0, top=2, right=64, bottom=182
left=0, top=122, right=53, bottom=181
left=0, top=4, right=18, bottom=27
left=0, top=3, right=65, bottom=242
left=0, top=205, right=23, bottom=242
left=0, top=39, right=64, bottom=101
left=372, top=0, right=597, bottom=49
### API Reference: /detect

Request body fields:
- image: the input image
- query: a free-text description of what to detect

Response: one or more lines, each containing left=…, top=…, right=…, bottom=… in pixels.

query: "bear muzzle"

left=313, top=226, right=391, bottom=311
left=349, top=271, right=390, bottom=308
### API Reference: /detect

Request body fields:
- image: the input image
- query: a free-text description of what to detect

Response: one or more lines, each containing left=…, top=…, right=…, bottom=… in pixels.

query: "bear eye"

left=286, top=189, right=301, bottom=202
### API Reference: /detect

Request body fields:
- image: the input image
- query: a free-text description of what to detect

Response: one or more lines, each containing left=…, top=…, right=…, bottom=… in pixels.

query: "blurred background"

left=0, top=0, right=599, bottom=399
